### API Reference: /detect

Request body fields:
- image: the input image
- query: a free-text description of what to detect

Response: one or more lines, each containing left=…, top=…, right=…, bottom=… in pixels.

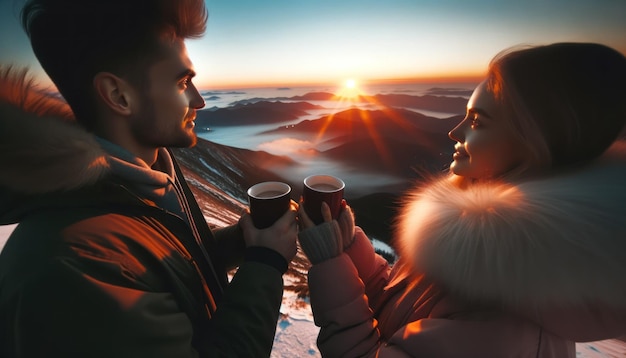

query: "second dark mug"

left=302, top=174, right=345, bottom=225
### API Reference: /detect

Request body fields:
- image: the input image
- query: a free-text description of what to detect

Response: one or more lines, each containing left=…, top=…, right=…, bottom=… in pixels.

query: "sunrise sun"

left=336, top=78, right=361, bottom=100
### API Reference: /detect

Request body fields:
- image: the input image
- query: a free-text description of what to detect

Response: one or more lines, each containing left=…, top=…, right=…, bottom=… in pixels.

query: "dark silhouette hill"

left=424, top=87, right=474, bottom=97
left=195, top=101, right=324, bottom=127
left=262, top=107, right=461, bottom=177
left=320, top=137, right=451, bottom=178
left=290, top=92, right=337, bottom=101
left=229, top=92, right=337, bottom=106
left=263, top=107, right=459, bottom=139
left=369, top=93, right=467, bottom=113
left=227, top=91, right=468, bottom=114
left=289, top=91, right=468, bottom=113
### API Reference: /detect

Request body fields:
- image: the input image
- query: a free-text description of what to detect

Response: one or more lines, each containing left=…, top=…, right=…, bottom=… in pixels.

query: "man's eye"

left=179, top=78, right=190, bottom=89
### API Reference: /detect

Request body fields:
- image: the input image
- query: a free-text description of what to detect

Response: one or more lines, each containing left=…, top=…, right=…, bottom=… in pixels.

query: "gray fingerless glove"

left=298, top=221, right=342, bottom=264
left=337, top=206, right=356, bottom=250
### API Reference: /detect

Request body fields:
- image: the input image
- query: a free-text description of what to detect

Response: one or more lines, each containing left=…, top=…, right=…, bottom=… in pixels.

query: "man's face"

left=129, top=39, right=205, bottom=151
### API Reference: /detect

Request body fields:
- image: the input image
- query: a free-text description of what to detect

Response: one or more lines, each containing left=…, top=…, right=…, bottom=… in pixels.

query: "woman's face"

left=448, top=81, right=527, bottom=180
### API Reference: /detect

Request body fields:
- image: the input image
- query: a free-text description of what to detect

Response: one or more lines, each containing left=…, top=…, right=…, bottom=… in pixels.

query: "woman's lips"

left=453, top=146, right=468, bottom=160
left=452, top=152, right=466, bottom=160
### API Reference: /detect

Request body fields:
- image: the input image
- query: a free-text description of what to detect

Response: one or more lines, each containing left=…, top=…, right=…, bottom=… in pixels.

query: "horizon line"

left=28, top=71, right=483, bottom=93
left=196, top=74, right=484, bottom=91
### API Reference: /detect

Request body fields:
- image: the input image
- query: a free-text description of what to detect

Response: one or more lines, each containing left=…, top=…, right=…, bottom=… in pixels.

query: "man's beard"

left=132, top=102, right=197, bottom=149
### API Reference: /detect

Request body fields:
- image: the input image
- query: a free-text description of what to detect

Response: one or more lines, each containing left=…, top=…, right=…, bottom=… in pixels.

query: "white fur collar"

left=396, top=150, right=626, bottom=309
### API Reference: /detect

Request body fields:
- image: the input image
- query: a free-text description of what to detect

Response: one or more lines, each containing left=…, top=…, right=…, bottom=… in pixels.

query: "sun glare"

left=336, top=78, right=361, bottom=100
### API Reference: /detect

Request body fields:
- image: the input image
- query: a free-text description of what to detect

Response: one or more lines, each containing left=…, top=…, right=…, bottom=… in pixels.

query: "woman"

left=297, top=42, right=626, bottom=357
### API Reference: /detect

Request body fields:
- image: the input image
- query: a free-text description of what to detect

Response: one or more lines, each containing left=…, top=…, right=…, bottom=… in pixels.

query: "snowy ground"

left=1, top=224, right=624, bottom=357
left=272, top=275, right=320, bottom=357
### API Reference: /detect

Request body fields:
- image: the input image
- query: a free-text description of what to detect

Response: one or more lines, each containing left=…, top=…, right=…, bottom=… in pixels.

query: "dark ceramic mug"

left=302, top=174, right=345, bottom=225
left=247, top=181, right=292, bottom=229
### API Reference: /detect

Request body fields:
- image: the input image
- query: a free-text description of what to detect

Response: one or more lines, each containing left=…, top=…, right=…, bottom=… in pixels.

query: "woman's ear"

left=93, top=72, right=135, bottom=116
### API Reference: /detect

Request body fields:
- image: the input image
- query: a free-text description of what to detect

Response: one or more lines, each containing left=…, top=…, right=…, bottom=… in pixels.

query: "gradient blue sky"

left=1, top=0, right=625, bottom=89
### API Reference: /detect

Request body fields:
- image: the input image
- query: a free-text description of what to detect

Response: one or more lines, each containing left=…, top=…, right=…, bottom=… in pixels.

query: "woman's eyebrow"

left=468, top=107, right=493, bottom=119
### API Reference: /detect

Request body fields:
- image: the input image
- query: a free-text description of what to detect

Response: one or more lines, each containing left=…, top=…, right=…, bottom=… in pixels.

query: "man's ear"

left=93, top=72, right=135, bottom=116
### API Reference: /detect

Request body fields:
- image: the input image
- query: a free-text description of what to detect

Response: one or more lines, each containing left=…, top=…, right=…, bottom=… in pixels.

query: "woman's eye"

left=470, top=115, right=480, bottom=129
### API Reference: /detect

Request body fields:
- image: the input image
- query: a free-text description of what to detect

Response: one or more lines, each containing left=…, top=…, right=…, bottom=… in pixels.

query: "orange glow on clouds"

left=257, top=138, right=316, bottom=156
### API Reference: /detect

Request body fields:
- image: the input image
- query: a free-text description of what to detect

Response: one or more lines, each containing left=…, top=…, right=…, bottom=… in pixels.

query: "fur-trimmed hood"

left=0, top=66, right=181, bottom=225
left=0, top=66, right=110, bottom=195
left=396, top=148, right=626, bottom=310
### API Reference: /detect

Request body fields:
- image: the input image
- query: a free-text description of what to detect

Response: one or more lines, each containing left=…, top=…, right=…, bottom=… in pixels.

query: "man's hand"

left=239, top=200, right=298, bottom=263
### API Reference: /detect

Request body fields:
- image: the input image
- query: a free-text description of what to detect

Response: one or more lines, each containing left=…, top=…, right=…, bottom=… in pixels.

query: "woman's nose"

left=448, top=119, right=465, bottom=142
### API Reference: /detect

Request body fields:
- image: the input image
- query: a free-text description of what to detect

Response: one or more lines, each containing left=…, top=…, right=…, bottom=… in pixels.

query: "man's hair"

left=486, top=42, right=626, bottom=172
left=21, top=0, right=208, bottom=128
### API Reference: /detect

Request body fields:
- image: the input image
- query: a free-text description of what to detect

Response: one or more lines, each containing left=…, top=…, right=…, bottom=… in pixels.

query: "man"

left=0, top=0, right=298, bottom=356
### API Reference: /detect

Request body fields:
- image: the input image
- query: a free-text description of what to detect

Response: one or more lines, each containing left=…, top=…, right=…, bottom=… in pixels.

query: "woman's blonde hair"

left=486, top=43, right=626, bottom=178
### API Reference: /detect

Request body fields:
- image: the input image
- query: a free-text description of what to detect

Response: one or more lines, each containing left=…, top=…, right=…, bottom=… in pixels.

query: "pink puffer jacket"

left=307, top=151, right=626, bottom=357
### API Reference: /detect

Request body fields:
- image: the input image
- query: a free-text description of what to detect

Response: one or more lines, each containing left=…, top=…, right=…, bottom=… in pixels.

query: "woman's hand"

left=336, top=201, right=356, bottom=250
left=296, top=199, right=356, bottom=264
left=297, top=198, right=333, bottom=230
